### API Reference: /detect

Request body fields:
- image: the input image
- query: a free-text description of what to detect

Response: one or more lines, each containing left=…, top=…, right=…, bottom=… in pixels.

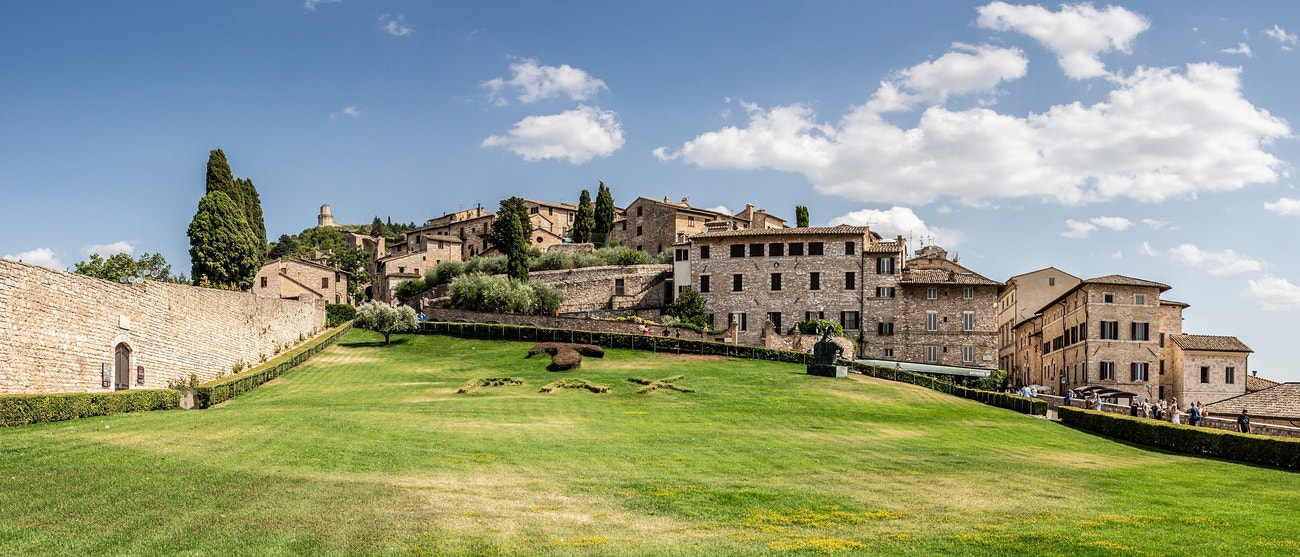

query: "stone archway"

left=114, top=343, right=131, bottom=391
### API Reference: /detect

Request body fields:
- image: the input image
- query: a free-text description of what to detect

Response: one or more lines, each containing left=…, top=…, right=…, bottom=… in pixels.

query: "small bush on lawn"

left=457, top=377, right=524, bottom=394
left=539, top=379, right=608, bottom=394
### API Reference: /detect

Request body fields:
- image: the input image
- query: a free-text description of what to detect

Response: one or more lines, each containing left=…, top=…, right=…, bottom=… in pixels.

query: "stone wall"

left=530, top=264, right=672, bottom=314
left=0, top=259, right=325, bottom=394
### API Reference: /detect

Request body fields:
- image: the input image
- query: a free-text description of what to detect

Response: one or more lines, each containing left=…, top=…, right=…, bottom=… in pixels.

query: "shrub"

left=448, top=273, right=565, bottom=315
left=426, top=260, right=465, bottom=286
left=355, top=301, right=418, bottom=345
left=531, top=251, right=574, bottom=271
left=194, top=323, right=351, bottom=408
left=463, top=255, right=507, bottom=276
left=394, top=278, right=430, bottom=302
left=326, top=304, right=357, bottom=327
left=0, top=390, right=180, bottom=427
left=1058, top=406, right=1300, bottom=469
left=533, top=281, right=563, bottom=315
left=787, top=319, right=844, bottom=337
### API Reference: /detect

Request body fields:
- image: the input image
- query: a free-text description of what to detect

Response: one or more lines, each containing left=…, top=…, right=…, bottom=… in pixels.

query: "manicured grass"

left=1, top=329, right=1298, bottom=556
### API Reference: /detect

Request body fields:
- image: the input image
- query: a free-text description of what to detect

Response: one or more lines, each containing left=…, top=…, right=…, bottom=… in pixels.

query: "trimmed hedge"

left=1058, top=406, right=1300, bottom=470
left=423, top=322, right=1045, bottom=416
left=193, top=322, right=352, bottom=409
left=0, top=389, right=180, bottom=428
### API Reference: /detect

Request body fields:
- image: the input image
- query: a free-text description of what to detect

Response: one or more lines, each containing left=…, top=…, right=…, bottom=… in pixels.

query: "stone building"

left=374, top=236, right=463, bottom=303
left=612, top=197, right=786, bottom=257
left=1205, top=382, right=1300, bottom=427
left=674, top=224, right=905, bottom=352
left=996, top=267, right=1081, bottom=375
left=419, top=205, right=496, bottom=259
left=317, top=204, right=341, bottom=228
left=892, top=246, right=1001, bottom=368
left=1167, top=334, right=1252, bottom=405
left=253, top=258, right=351, bottom=305
left=532, top=264, right=672, bottom=315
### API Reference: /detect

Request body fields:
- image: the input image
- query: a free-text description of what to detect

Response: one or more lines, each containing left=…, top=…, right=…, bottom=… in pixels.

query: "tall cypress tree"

left=205, top=149, right=234, bottom=194
left=238, top=177, right=267, bottom=250
left=188, top=191, right=261, bottom=289
left=489, top=197, right=533, bottom=282
left=572, top=189, right=595, bottom=243
left=594, top=182, right=615, bottom=239
left=795, top=205, right=810, bottom=228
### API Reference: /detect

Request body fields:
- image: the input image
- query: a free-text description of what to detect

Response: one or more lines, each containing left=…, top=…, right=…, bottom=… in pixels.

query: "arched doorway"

left=114, top=343, right=131, bottom=391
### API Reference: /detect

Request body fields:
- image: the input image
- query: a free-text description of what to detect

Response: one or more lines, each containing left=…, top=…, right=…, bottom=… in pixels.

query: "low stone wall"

left=530, top=264, right=671, bottom=313
left=0, top=259, right=324, bottom=394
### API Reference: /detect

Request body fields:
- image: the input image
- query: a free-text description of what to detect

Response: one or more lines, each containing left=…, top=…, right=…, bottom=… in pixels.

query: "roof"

left=1082, top=274, right=1172, bottom=291
left=262, top=257, right=343, bottom=275
left=1206, top=383, right=1300, bottom=419
left=1005, top=266, right=1079, bottom=284
left=1168, top=334, right=1253, bottom=353
left=901, top=268, right=1001, bottom=286
left=691, top=224, right=871, bottom=239
left=856, top=359, right=991, bottom=378
left=628, top=196, right=732, bottom=218
left=1160, top=299, right=1190, bottom=308
left=1248, top=374, right=1281, bottom=393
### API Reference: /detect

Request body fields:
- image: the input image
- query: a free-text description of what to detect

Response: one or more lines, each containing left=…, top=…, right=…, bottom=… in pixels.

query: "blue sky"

left=5, top=1, right=1300, bottom=381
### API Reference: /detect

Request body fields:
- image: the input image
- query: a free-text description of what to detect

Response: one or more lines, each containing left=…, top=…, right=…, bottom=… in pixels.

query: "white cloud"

left=482, top=105, right=624, bottom=164
left=1245, top=275, right=1300, bottom=310
left=1090, top=216, right=1132, bottom=231
left=866, top=43, right=1027, bottom=112
left=482, top=59, right=607, bottom=106
left=1264, top=197, right=1300, bottom=216
left=1166, top=243, right=1263, bottom=275
left=1061, top=219, right=1096, bottom=238
left=1138, top=241, right=1156, bottom=256
left=331, top=106, right=361, bottom=120
left=657, top=62, right=1290, bottom=206
left=829, top=207, right=964, bottom=247
left=380, top=14, right=413, bottom=37
left=1221, top=42, right=1253, bottom=57
left=704, top=205, right=732, bottom=216
left=976, top=1, right=1149, bottom=79
left=2, top=248, right=64, bottom=270
left=1265, top=24, right=1298, bottom=51
left=304, top=0, right=340, bottom=12
left=82, top=241, right=134, bottom=256
left=1142, top=218, right=1177, bottom=230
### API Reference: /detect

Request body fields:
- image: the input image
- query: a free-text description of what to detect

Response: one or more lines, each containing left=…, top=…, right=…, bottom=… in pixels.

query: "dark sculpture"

left=807, top=326, right=847, bottom=378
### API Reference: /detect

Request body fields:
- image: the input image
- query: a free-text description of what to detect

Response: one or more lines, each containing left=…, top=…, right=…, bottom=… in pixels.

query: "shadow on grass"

left=339, top=338, right=411, bottom=348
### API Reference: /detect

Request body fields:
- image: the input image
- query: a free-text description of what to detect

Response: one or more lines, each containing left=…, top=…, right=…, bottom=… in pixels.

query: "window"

left=749, top=243, right=764, bottom=257
left=884, top=348, right=894, bottom=358
left=808, top=242, right=824, bottom=255
left=1049, top=277, right=1056, bottom=286
left=1103, top=293, right=1115, bottom=303
left=961, top=345, right=974, bottom=363
left=845, top=272, right=856, bottom=290
left=809, top=272, right=821, bottom=290
left=926, top=311, right=939, bottom=331
left=699, top=275, right=710, bottom=293
left=636, top=206, right=643, bottom=216
left=1100, top=361, right=1115, bottom=380
left=1226, top=367, right=1236, bottom=384
left=637, top=226, right=643, bottom=236
left=878, top=322, right=894, bottom=336
left=805, top=311, right=824, bottom=321
left=1100, top=321, right=1119, bottom=340
left=769, top=242, right=784, bottom=256
left=707, top=314, right=715, bottom=328
left=962, top=287, right=974, bottom=300
left=260, top=276, right=268, bottom=288
left=876, top=257, right=894, bottom=274
left=962, top=311, right=975, bottom=332
left=876, top=287, right=895, bottom=298
left=700, top=246, right=710, bottom=259
left=767, top=312, right=782, bottom=332
left=1135, top=294, right=1146, bottom=305
left=614, top=278, right=625, bottom=296
left=730, top=244, right=745, bottom=258
left=1200, top=366, right=1210, bottom=384
left=622, top=221, right=627, bottom=231
left=1131, top=322, right=1149, bottom=341
left=675, top=249, right=689, bottom=262
left=732, top=274, right=743, bottom=292
left=926, top=345, right=939, bottom=363
left=729, top=312, right=747, bottom=331
left=770, top=273, right=782, bottom=291
left=926, top=287, right=938, bottom=300
left=841, top=311, right=859, bottom=331
left=788, top=242, right=804, bottom=256
left=322, top=277, right=330, bottom=288
left=1131, top=362, right=1150, bottom=381
left=845, top=241, right=855, bottom=255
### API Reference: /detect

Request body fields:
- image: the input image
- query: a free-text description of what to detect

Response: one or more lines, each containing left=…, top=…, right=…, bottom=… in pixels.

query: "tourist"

left=1065, top=390, right=1074, bottom=407
left=1189, top=402, right=1202, bottom=426
left=1153, top=403, right=1163, bottom=421
left=1093, top=395, right=1102, bottom=411
left=1237, top=409, right=1251, bottom=433
left=1171, top=405, right=1182, bottom=425
left=1141, top=401, right=1152, bottom=419
left=417, top=312, right=425, bottom=322
left=1129, top=398, right=1139, bottom=417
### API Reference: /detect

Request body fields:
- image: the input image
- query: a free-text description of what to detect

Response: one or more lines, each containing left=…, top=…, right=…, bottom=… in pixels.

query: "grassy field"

left=1, top=329, right=1298, bottom=556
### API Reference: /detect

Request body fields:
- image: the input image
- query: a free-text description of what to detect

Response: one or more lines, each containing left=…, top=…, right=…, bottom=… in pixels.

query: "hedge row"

left=1058, top=406, right=1300, bottom=470
left=0, top=389, right=181, bottom=428
left=193, top=322, right=352, bottom=409
left=423, top=322, right=1045, bottom=416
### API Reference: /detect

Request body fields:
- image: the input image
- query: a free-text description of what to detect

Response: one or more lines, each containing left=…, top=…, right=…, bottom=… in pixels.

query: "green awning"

left=855, top=359, right=992, bottom=378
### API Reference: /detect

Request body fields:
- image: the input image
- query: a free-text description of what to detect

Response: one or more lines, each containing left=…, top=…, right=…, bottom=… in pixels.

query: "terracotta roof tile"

left=1206, top=383, right=1300, bottom=419
left=691, top=224, right=871, bottom=239
left=1083, top=274, right=1172, bottom=291
left=1169, top=334, right=1253, bottom=353
left=1247, top=375, right=1281, bottom=393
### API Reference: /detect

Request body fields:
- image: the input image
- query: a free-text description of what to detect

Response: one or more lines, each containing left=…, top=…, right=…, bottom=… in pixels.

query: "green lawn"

left=1, top=329, right=1298, bottom=556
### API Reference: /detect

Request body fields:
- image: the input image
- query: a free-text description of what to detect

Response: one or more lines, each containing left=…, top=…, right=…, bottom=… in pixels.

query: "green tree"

left=188, top=191, right=261, bottom=289
left=795, top=205, right=810, bottom=228
left=355, top=301, right=418, bottom=345
left=205, top=149, right=234, bottom=193
left=572, top=189, right=595, bottom=243
left=326, top=246, right=373, bottom=302
left=488, top=197, right=533, bottom=282
left=75, top=252, right=175, bottom=282
left=203, top=150, right=266, bottom=263
left=667, top=287, right=708, bottom=328
left=267, top=234, right=300, bottom=260
left=237, top=177, right=267, bottom=251
left=594, top=182, right=615, bottom=241
left=370, top=216, right=385, bottom=237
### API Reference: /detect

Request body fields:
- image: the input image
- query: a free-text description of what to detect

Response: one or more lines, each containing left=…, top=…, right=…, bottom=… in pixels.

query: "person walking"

left=1237, top=409, right=1252, bottom=433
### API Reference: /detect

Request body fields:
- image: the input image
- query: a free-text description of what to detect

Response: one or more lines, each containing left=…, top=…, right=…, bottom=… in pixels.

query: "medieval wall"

left=0, top=259, right=325, bottom=394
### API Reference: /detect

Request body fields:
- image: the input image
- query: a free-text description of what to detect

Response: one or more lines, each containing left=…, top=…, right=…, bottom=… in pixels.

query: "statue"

left=807, top=325, right=848, bottom=378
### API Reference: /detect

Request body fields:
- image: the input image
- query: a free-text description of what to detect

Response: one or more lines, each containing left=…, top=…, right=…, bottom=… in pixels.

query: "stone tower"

left=318, top=204, right=339, bottom=228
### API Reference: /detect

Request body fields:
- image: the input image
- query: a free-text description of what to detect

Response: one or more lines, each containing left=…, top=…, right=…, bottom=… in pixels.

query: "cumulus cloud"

left=304, top=0, right=340, bottom=12
left=1165, top=243, right=1263, bottom=275
left=976, top=1, right=1149, bottom=79
left=1264, top=197, right=1300, bottom=216
left=82, top=241, right=134, bottom=256
left=1061, top=219, right=1096, bottom=238
left=482, top=59, right=607, bottom=106
left=380, top=14, right=413, bottom=37
left=2, top=248, right=64, bottom=270
left=1221, top=42, right=1253, bottom=57
left=656, top=62, right=1290, bottom=206
left=1265, top=24, right=1298, bottom=50
left=829, top=207, right=964, bottom=247
left=866, top=43, right=1027, bottom=112
left=1245, top=275, right=1300, bottom=310
left=1142, top=218, right=1177, bottom=230
left=482, top=105, right=624, bottom=164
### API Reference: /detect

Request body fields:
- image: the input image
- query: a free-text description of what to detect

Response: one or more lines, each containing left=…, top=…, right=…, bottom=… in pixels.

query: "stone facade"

left=1167, top=334, right=1252, bottom=406
left=530, top=264, right=672, bottom=314
left=675, top=225, right=906, bottom=353
left=612, top=197, right=785, bottom=257
left=892, top=247, right=1000, bottom=368
left=1, top=259, right=324, bottom=394
left=253, top=258, right=351, bottom=305
left=997, top=268, right=1081, bottom=376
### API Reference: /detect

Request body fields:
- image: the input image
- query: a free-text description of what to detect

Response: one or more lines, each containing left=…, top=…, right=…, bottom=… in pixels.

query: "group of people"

left=1126, top=397, right=1210, bottom=426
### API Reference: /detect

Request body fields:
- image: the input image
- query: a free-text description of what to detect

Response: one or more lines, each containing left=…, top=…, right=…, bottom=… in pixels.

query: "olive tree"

left=355, top=301, right=418, bottom=345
